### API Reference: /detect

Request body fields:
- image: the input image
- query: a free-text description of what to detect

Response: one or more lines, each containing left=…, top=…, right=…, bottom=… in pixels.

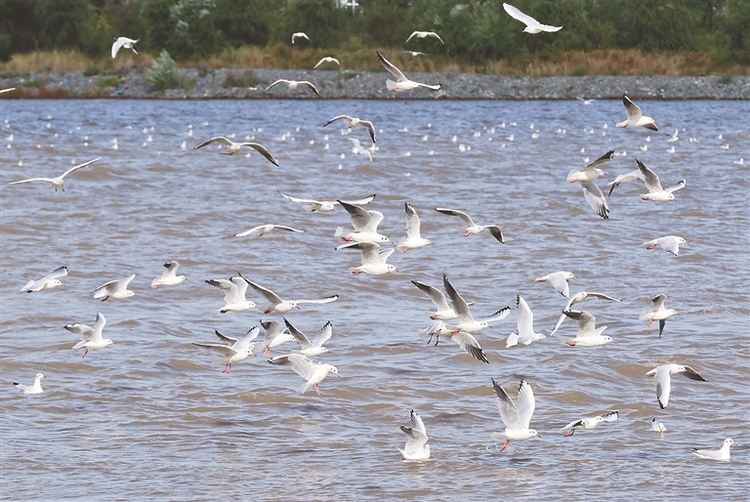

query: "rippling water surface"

left=1, top=98, right=748, bottom=501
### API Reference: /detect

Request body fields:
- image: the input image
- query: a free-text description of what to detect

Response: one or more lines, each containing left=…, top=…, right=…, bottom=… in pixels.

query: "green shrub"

left=223, top=70, right=258, bottom=88
left=83, top=66, right=101, bottom=77
left=146, top=50, right=182, bottom=91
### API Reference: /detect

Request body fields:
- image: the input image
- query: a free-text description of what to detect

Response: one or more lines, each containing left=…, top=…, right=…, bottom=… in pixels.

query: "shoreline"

left=1, top=69, right=748, bottom=100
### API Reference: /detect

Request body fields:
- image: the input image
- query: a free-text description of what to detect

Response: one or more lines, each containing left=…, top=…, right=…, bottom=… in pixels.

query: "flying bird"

left=405, top=31, right=445, bottom=44
left=534, top=271, right=576, bottom=298
left=645, top=364, right=707, bottom=409
left=313, top=56, right=341, bottom=69
left=549, top=291, right=623, bottom=336
left=335, top=200, right=391, bottom=244
left=111, top=37, right=138, bottom=58
left=265, top=79, right=321, bottom=98
left=90, top=274, right=136, bottom=301
left=506, top=295, right=547, bottom=348
left=617, top=95, right=659, bottom=131
left=421, top=320, right=490, bottom=363
left=239, top=274, right=338, bottom=314
left=561, top=411, right=618, bottom=437
left=7, top=157, right=101, bottom=192
left=639, top=294, right=678, bottom=338
left=349, top=137, right=373, bottom=162
left=397, top=203, right=432, bottom=252
left=193, top=136, right=279, bottom=165
left=291, top=32, right=310, bottom=44
left=205, top=276, right=257, bottom=313
left=561, top=310, right=614, bottom=347
left=284, top=318, right=333, bottom=357
left=21, top=266, right=68, bottom=293
left=234, top=224, right=305, bottom=238
left=398, top=409, right=431, bottom=460
left=434, top=208, right=504, bottom=243
left=336, top=241, right=398, bottom=275
left=193, top=327, right=259, bottom=374
left=490, top=379, right=541, bottom=452
left=150, top=260, right=186, bottom=288
left=567, top=150, right=612, bottom=183
left=323, top=115, right=376, bottom=143
left=643, top=235, right=689, bottom=256
left=268, top=353, right=339, bottom=396
left=278, top=191, right=375, bottom=212
left=502, top=3, right=563, bottom=33
left=441, top=274, right=510, bottom=334
left=402, top=51, right=426, bottom=57
left=635, top=159, right=686, bottom=201
left=65, top=312, right=115, bottom=358
left=376, top=52, right=441, bottom=92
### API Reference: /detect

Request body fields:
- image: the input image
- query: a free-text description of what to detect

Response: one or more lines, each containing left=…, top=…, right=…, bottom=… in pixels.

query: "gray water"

left=1, top=98, right=748, bottom=501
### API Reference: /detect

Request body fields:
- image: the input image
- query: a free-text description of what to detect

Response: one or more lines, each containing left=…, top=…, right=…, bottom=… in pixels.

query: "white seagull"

left=234, top=224, right=305, bottom=237
left=567, top=150, right=612, bottom=183
left=490, top=379, right=541, bottom=452
left=534, top=271, right=576, bottom=298
left=617, top=95, right=659, bottom=131
left=442, top=274, right=510, bottom=333
left=91, top=274, right=136, bottom=301
left=323, top=115, right=376, bottom=143
left=21, top=266, right=68, bottom=293
left=693, top=438, right=737, bottom=461
left=561, top=411, right=618, bottom=437
left=335, top=200, right=392, bottom=244
left=561, top=310, right=614, bottom=347
left=549, top=291, right=624, bottom=336
left=506, top=295, right=547, bottom=348
left=434, top=208, right=504, bottom=243
left=259, top=320, right=296, bottom=358
left=111, top=37, right=138, bottom=58
left=0, top=88, right=16, bottom=94
left=650, top=418, right=667, bottom=433
left=205, top=276, right=257, bottom=313
left=412, top=279, right=461, bottom=320
left=150, top=260, right=186, bottom=288
left=421, top=320, right=490, bottom=363
left=65, top=312, right=115, bottom=358
left=265, top=79, right=321, bottom=98
left=643, top=235, right=689, bottom=256
left=291, top=32, right=310, bottom=44
left=636, top=159, right=686, bottom=201
left=607, top=168, right=645, bottom=198
left=278, top=191, right=376, bottom=212
left=193, top=136, right=279, bottom=165
left=7, top=156, right=101, bottom=191
left=284, top=318, right=333, bottom=357
left=268, top=353, right=339, bottom=396
left=193, top=327, right=259, bottom=374
left=376, top=51, right=441, bottom=92
left=348, top=137, right=373, bottom=162
left=313, top=56, right=341, bottom=69
left=639, top=294, right=678, bottom=338
left=13, top=373, right=46, bottom=395
left=645, top=364, right=707, bottom=409
left=405, top=31, right=445, bottom=44
left=336, top=241, right=398, bottom=275
left=397, top=203, right=432, bottom=252
left=239, top=274, right=338, bottom=314
left=398, top=409, right=431, bottom=460
left=502, top=2, right=563, bottom=33
left=403, top=50, right=426, bottom=57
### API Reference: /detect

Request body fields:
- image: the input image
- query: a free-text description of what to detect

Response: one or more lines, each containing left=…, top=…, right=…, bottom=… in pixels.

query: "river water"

left=1, top=98, right=748, bottom=501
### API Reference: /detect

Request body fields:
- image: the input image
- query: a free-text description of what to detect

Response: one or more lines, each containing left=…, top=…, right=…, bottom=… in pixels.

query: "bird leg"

left=82, top=347, right=88, bottom=359
left=647, top=319, right=654, bottom=327
left=434, top=335, right=441, bottom=347
left=500, top=439, right=510, bottom=452
left=564, top=429, right=575, bottom=437
left=351, top=270, right=362, bottom=275
left=314, top=384, right=321, bottom=396
left=264, top=348, right=270, bottom=358
left=646, top=244, right=657, bottom=249
left=101, top=296, right=109, bottom=302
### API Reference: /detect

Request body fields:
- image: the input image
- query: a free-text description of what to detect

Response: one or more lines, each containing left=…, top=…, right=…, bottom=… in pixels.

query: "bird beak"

left=732, top=441, right=738, bottom=446
left=295, top=305, right=300, bottom=310
left=536, top=433, right=542, bottom=438
left=42, top=375, right=47, bottom=379
left=112, top=341, right=117, bottom=344
left=675, top=312, right=680, bottom=316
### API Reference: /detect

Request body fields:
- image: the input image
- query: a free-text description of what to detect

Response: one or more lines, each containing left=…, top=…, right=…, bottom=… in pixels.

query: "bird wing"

left=516, top=295, right=535, bottom=341
left=503, top=3, right=541, bottom=28
left=412, top=280, right=452, bottom=313
left=492, top=378, right=523, bottom=430
left=240, top=142, right=279, bottom=166
left=234, top=225, right=266, bottom=237
left=120, top=274, right=136, bottom=291
left=434, top=208, right=476, bottom=227
left=450, top=330, right=489, bottom=363
left=269, top=353, right=317, bottom=380
left=563, top=310, right=598, bottom=337
left=623, top=96, right=643, bottom=121
left=377, top=52, right=407, bottom=82
left=338, top=201, right=373, bottom=231
left=91, top=279, right=119, bottom=298
left=264, top=80, right=289, bottom=92
left=586, top=292, right=624, bottom=303
left=273, top=225, right=305, bottom=233
left=357, top=242, right=382, bottom=265
left=65, top=323, right=94, bottom=338
left=299, top=81, right=321, bottom=98
left=378, top=247, right=395, bottom=264
left=206, top=278, right=241, bottom=304
left=601, top=411, right=619, bottom=422
left=636, top=159, right=664, bottom=192
left=404, top=203, right=422, bottom=238
left=580, top=181, right=610, bottom=219
left=442, top=274, right=473, bottom=322
left=515, top=380, right=535, bottom=428
left=8, top=177, right=55, bottom=185
left=239, top=275, right=283, bottom=304
left=59, top=157, right=101, bottom=179
left=485, top=225, right=505, bottom=243
left=323, top=115, right=350, bottom=127
left=650, top=294, right=668, bottom=311
left=284, top=318, right=314, bottom=349
left=193, top=342, right=237, bottom=357
left=194, top=136, right=233, bottom=150
left=339, top=194, right=376, bottom=206
left=213, top=329, right=238, bottom=345
left=428, top=32, right=445, bottom=44
left=585, top=150, right=614, bottom=170
left=111, top=38, right=126, bottom=58
left=654, top=368, right=672, bottom=409
left=294, top=295, right=339, bottom=306
left=405, top=31, right=419, bottom=43
left=278, top=191, right=321, bottom=205
left=361, top=120, right=377, bottom=143
left=680, top=366, right=707, bottom=382
left=311, top=321, right=333, bottom=348
left=665, top=179, right=686, bottom=194
left=40, top=265, right=69, bottom=284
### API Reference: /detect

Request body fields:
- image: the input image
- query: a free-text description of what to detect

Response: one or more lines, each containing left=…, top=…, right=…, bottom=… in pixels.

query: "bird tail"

left=334, top=226, right=346, bottom=238
left=386, top=79, right=399, bottom=92
left=616, top=120, right=628, bottom=128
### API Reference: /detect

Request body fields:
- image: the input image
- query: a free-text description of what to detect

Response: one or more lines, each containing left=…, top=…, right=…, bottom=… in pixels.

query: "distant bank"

left=1, top=69, right=748, bottom=100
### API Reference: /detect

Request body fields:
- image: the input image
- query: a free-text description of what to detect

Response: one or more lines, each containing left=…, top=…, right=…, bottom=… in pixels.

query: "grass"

left=223, top=70, right=258, bottom=88
left=0, top=46, right=746, bottom=77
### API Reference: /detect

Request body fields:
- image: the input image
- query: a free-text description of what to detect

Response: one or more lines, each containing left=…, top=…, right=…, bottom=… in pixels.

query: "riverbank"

left=1, top=68, right=748, bottom=100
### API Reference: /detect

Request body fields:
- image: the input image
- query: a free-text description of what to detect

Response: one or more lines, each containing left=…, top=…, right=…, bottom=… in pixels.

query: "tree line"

left=1, top=0, right=747, bottom=66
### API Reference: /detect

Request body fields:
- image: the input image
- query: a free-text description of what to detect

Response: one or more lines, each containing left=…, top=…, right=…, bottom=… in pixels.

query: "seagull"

left=434, top=208, right=504, bottom=243
left=561, top=411, right=618, bottom=437
left=442, top=274, right=510, bottom=333
left=506, top=295, right=547, bottom=348
left=645, top=364, right=707, bottom=409
left=412, top=279, right=467, bottom=320
left=402, top=50, right=426, bottom=57
left=265, top=79, right=321, bottom=98
left=577, top=97, right=595, bottom=105
left=239, top=274, right=338, bottom=314
left=278, top=191, right=375, bottom=212
left=639, top=294, right=678, bottom=338
left=0, top=88, right=16, bottom=94
left=643, top=235, right=689, bottom=256
left=567, top=150, right=612, bottom=183
left=578, top=177, right=611, bottom=219
left=65, top=312, right=115, bottom=358
left=421, top=320, right=490, bottom=363
left=7, top=156, right=100, bottom=191
left=650, top=418, right=667, bottom=433
left=535, top=271, right=576, bottom=298
left=205, top=276, right=257, bottom=313
left=549, top=291, right=624, bottom=336
left=291, top=32, right=310, bottom=44
left=490, top=379, right=541, bottom=452
left=111, top=37, right=138, bottom=58
left=193, top=136, right=279, bottom=165
left=336, top=241, right=398, bottom=275
left=335, top=200, right=392, bottom=244
left=617, top=95, right=659, bottom=131
left=693, top=438, right=737, bottom=461
left=636, top=159, right=686, bottom=201
left=21, top=266, right=68, bottom=293
left=398, top=409, right=431, bottom=460
left=397, top=203, right=432, bottom=252
left=323, top=115, right=376, bottom=143
left=502, top=2, right=563, bottom=33
left=234, top=224, right=305, bottom=237
left=561, top=310, right=614, bottom=347
left=90, top=274, right=136, bottom=301
left=13, top=373, right=46, bottom=395
left=259, top=320, right=296, bottom=358
left=284, top=318, right=333, bottom=357
left=268, top=353, right=339, bottom=396
left=193, top=327, right=259, bottom=374
left=348, top=137, right=373, bottom=162
left=667, top=129, right=679, bottom=142
left=313, top=56, right=341, bottom=69
left=376, top=52, right=441, bottom=92
left=607, top=168, right=645, bottom=198
left=150, top=260, right=186, bottom=288
left=405, top=31, right=445, bottom=44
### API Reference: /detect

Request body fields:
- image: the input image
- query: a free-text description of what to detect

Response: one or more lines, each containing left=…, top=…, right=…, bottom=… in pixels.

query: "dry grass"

left=1, top=46, right=745, bottom=76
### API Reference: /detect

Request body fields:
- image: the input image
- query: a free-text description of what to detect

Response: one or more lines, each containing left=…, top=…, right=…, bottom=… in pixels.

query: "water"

left=1, top=98, right=748, bottom=501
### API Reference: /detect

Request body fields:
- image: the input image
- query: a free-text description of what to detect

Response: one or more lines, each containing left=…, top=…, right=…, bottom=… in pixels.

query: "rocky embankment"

left=1, top=68, right=748, bottom=99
